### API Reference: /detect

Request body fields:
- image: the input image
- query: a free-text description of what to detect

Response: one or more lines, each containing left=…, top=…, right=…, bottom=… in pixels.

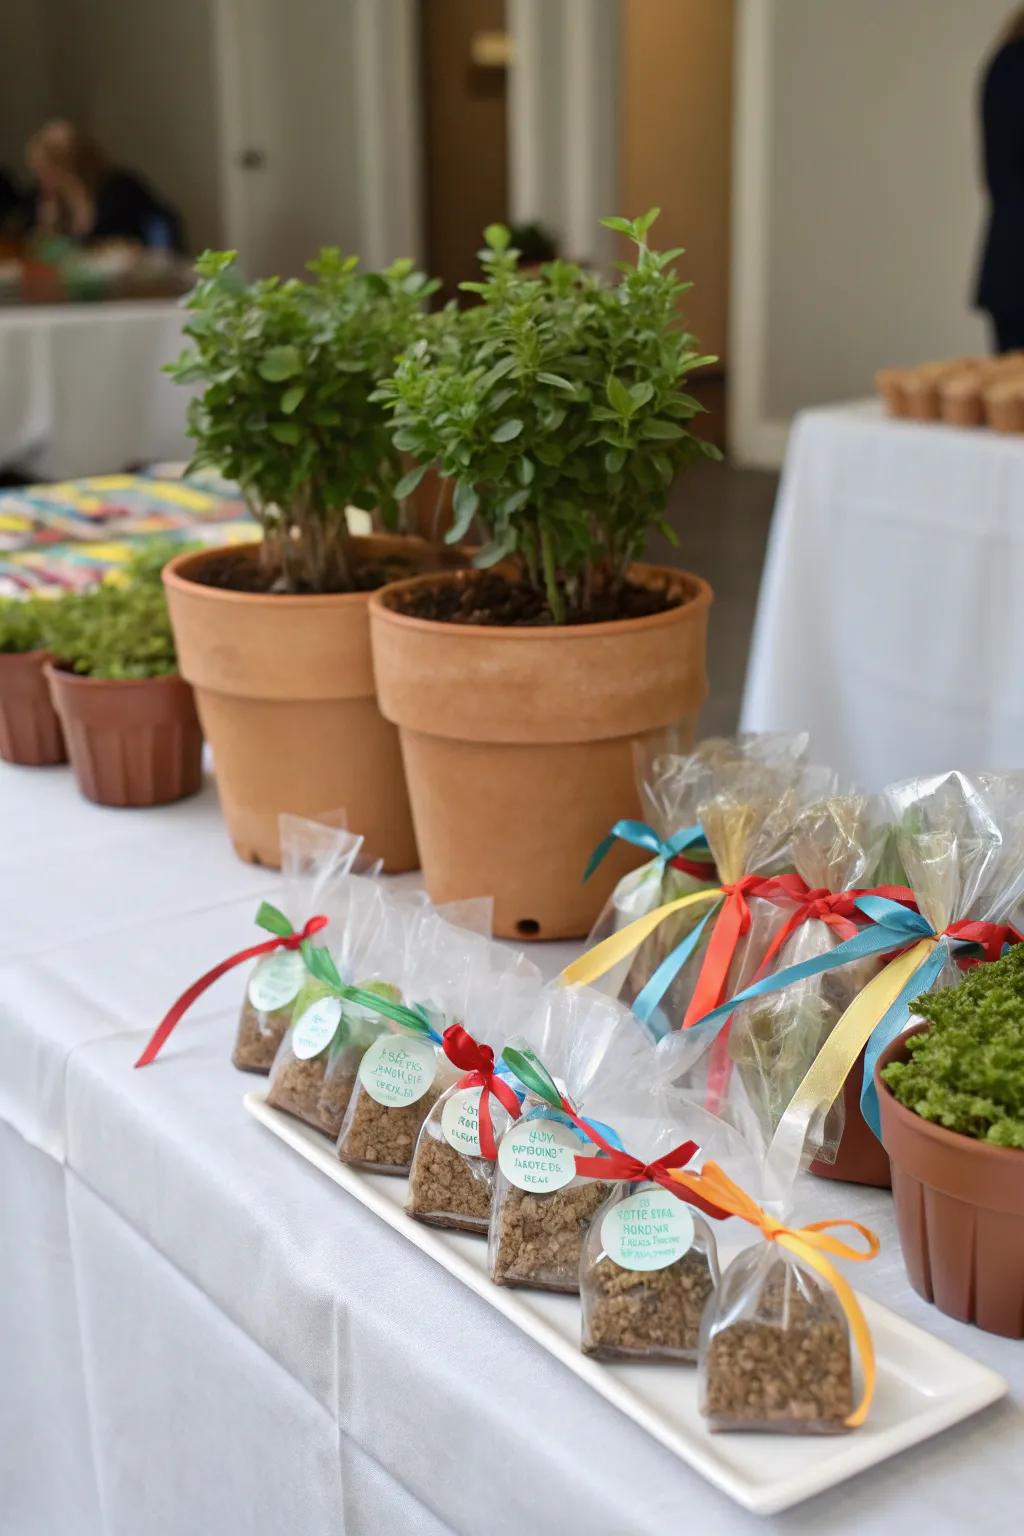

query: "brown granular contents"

left=583, top=1251, right=715, bottom=1361
left=492, top=1182, right=611, bottom=1293
left=704, top=1273, right=853, bottom=1432
left=406, top=1134, right=493, bottom=1232
left=337, top=1084, right=440, bottom=1173
left=232, top=999, right=290, bottom=1075
left=266, top=1053, right=336, bottom=1135
left=317, top=1070, right=357, bottom=1141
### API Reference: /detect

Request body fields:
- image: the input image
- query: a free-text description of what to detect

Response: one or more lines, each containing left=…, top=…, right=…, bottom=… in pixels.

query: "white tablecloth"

left=0, top=301, right=192, bottom=478
left=3, top=759, right=1024, bottom=1535
left=742, top=401, right=1024, bottom=788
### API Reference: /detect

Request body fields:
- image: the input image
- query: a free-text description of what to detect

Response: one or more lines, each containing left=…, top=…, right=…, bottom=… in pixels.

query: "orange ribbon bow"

left=668, top=1161, right=880, bottom=1428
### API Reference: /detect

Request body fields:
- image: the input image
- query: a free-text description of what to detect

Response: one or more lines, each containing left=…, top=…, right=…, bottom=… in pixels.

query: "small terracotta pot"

left=46, top=665, right=203, bottom=808
left=0, top=649, right=66, bottom=766
left=809, top=1045, right=891, bottom=1188
left=369, top=564, right=712, bottom=940
left=163, top=538, right=420, bottom=870
left=877, top=1026, right=1024, bottom=1337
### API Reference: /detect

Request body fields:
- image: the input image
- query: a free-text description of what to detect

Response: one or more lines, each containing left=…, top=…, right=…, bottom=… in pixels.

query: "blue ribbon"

left=519, top=1101, right=625, bottom=1152
left=859, top=941, right=950, bottom=1138
left=584, top=820, right=709, bottom=882
left=632, top=898, right=722, bottom=1029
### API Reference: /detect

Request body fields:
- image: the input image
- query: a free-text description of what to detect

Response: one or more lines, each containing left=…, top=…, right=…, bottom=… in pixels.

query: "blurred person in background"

left=976, top=8, right=1024, bottom=351
left=26, top=120, right=183, bottom=252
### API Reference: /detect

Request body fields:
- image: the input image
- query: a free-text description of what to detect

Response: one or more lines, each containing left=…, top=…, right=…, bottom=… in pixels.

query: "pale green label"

left=291, top=996, right=342, bottom=1060
left=441, top=1086, right=483, bottom=1157
left=358, top=1034, right=436, bottom=1107
left=248, top=950, right=305, bottom=1013
left=498, top=1118, right=579, bottom=1193
left=600, top=1186, right=694, bottom=1272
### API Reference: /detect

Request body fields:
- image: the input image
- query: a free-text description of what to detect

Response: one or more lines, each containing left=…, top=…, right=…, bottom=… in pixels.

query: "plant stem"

left=540, top=525, right=565, bottom=624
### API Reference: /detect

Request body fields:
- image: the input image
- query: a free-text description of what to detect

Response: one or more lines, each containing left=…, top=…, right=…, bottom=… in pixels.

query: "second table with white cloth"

left=742, top=401, right=1024, bottom=788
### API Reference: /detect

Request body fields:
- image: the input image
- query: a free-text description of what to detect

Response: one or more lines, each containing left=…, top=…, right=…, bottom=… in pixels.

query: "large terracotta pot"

left=369, top=564, right=712, bottom=940
left=0, top=649, right=66, bottom=766
left=46, top=665, right=202, bottom=807
left=163, top=538, right=419, bottom=870
left=877, top=1026, right=1024, bottom=1337
left=809, top=1045, right=891, bottom=1188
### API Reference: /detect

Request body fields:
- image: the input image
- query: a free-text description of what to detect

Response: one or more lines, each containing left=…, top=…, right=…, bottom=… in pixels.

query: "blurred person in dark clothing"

left=26, top=120, right=183, bottom=251
left=976, top=9, right=1024, bottom=351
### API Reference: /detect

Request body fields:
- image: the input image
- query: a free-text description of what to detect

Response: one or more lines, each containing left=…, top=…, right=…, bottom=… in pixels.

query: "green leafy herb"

left=0, top=595, right=52, bottom=655
left=166, top=249, right=440, bottom=593
left=373, top=211, right=720, bottom=622
left=45, top=578, right=178, bottom=681
left=882, top=945, right=1024, bottom=1147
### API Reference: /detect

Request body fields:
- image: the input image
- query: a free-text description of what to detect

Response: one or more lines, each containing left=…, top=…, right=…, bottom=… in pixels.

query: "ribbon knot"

left=584, top=819, right=713, bottom=883
left=135, top=904, right=329, bottom=1068
left=441, top=1023, right=521, bottom=1161
left=669, top=1161, right=880, bottom=1427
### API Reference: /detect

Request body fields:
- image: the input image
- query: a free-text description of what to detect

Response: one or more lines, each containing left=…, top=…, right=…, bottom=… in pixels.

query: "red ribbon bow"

left=682, top=873, right=805, bottom=1028
left=559, top=1101, right=728, bottom=1221
left=946, top=918, right=1022, bottom=967
left=134, top=914, right=328, bottom=1068
left=441, top=1024, right=522, bottom=1162
left=751, top=882, right=918, bottom=984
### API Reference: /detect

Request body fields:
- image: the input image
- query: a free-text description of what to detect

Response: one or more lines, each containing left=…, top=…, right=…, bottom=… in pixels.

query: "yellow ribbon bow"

left=560, top=887, right=723, bottom=987
left=669, top=1161, right=881, bottom=1428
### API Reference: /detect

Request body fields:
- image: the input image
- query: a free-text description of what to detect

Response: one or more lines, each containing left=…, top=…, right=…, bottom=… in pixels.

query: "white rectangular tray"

left=245, top=1091, right=1007, bottom=1515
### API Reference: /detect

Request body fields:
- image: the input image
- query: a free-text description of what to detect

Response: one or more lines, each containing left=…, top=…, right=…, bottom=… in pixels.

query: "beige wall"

left=619, top=0, right=734, bottom=364
left=0, top=0, right=63, bottom=172
left=760, top=0, right=1012, bottom=421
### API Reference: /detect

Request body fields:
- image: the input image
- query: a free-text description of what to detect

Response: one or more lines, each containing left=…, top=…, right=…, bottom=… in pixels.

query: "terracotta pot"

left=877, top=1025, right=1024, bottom=1337
left=46, top=665, right=203, bottom=807
left=809, top=1045, right=891, bottom=1188
left=163, top=538, right=419, bottom=870
left=369, top=564, right=712, bottom=940
left=0, top=649, right=66, bottom=766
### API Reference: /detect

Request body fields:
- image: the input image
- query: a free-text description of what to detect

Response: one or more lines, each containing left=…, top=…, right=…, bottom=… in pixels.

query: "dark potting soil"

left=385, top=571, right=686, bottom=627
left=187, top=546, right=423, bottom=596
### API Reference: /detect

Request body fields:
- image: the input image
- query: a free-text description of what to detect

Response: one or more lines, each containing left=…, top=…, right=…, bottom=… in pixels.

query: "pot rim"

left=368, top=561, right=713, bottom=642
left=163, top=538, right=431, bottom=611
left=0, top=646, right=53, bottom=666
left=44, top=660, right=188, bottom=692
left=876, top=1023, right=1024, bottom=1170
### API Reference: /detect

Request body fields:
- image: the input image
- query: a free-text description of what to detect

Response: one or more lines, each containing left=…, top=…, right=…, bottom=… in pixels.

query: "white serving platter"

left=245, top=1091, right=1007, bottom=1515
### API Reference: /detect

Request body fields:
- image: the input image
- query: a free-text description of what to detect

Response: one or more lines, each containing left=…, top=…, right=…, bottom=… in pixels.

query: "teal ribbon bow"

left=584, top=820, right=709, bottom=882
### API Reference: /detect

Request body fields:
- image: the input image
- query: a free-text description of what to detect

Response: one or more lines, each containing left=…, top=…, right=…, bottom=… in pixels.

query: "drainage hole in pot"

left=516, top=919, right=541, bottom=938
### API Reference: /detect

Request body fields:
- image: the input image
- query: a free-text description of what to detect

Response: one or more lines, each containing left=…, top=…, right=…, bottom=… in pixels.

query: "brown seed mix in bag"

left=336, top=1030, right=447, bottom=1174
left=406, top=1084, right=515, bottom=1234
left=580, top=1185, right=719, bottom=1362
left=702, top=1253, right=853, bottom=1433
left=491, top=1177, right=612, bottom=1293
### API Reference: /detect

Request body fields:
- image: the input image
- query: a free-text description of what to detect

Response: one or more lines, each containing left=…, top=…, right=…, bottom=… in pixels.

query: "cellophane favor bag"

left=406, top=971, right=542, bottom=1233
left=337, top=901, right=539, bottom=1176
left=724, top=794, right=892, bottom=1152
left=700, top=1243, right=854, bottom=1433
left=234, top=814, right=376, bottom=1074
left=576, top=1081, right=751, bottom=1363
left=585, top=735, right=809, bottom=1028
left=487, top=986, right=654, bottom=1293
left=265, top=877, right=405, bottom=1135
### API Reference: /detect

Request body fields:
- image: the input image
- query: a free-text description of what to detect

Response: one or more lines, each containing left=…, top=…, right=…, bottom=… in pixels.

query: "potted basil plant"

left=0, top=596, right=66, bottom=766
left=877, top=943, right=1024, bottom=1337
left=163, top=248, right=445, bottom=870
left=369, top=211, right=719, bottom=938
left=45, top=547, right=202, bottom=807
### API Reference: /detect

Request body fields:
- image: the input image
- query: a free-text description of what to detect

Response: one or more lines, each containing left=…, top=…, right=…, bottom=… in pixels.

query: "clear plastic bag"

left=488, top=985, right=654, bottom=1291
left=405, top=974, right=539, bottom=1231
left=233, top=813, right=376, bottom=1074
left=585, top=735, right=809, bottom=1025
left=581, top=1182, right=719, bottom=1362
left=266, top=878, right=399, bottom=1135
left=725, top=795, right=891, bottom=1154
left=700, top=1246, right=853, bottom=1433
left=338, top=901, right=541, bottom=1175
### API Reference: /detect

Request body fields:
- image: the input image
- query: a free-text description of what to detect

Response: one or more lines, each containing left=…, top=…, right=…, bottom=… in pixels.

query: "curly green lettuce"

left=881, top=944, right=1024, bottom=1147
